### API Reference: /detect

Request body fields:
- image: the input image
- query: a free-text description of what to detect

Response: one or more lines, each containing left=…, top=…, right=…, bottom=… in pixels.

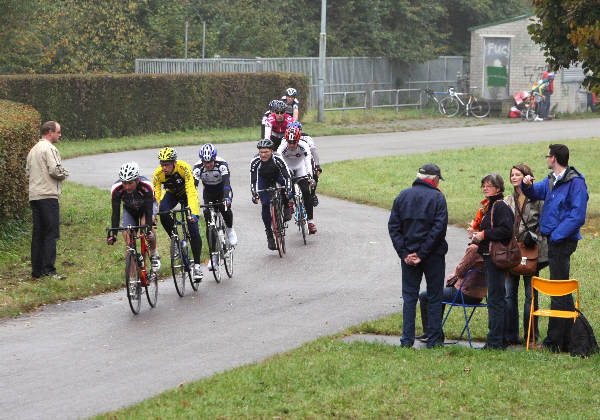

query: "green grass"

left=0, top=182, right=209, bottom=318
left=95, top=337, right=600, bottom=419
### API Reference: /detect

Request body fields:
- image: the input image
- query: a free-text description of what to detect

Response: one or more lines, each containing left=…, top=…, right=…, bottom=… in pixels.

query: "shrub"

left=0, top=72, right=309, bottom=139
left=0, top=100, right=41, bottom=220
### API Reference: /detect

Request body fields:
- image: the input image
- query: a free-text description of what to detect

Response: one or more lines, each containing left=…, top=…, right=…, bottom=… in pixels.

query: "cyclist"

left=261, top=99, right=280, bottom=139
left=250, top=139, right=293, bottom=250
left=153, top=147, right=203, bottom=282
left=193, top=143, right=238, bottom=270
left=264, top=100, right=293, bottom=150
left=281, top=87, right=300, bottom=121
left=289, top=121, right=323, bottom=206
left=107, top=162, right=160, bottom=271
left=277, top=126, right=317, bottom=234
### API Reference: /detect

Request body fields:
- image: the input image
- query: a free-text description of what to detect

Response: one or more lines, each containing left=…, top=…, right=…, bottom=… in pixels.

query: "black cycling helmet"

left=272, top=100, right=287, bottom=113
left=257, top=139, right=274, bottom=149
left=268, top=99, right=279, bottom=111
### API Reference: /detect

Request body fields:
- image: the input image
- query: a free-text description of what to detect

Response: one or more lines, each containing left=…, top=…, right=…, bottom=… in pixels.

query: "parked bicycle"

left=421, top=88, right=449, bottom=116
left=523, top=92, right=543, bottom=121
left=157, top=207, right=196, bottom=296
left=257, top=186, right=288, bottom=258
left=106, top=226, right=158, bottom=314
left=201, top=202, right=234, bottom=283
left=291, top=182, right=309, bottom=245
left=440, top=87, right=490, bottom=118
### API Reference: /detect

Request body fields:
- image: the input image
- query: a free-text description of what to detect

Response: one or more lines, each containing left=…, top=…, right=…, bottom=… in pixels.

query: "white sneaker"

left=227, top=227, right=238, bottom=246
left=193, top=264, right=203, bottom=282
left=534, top=116, right=543, bottom=122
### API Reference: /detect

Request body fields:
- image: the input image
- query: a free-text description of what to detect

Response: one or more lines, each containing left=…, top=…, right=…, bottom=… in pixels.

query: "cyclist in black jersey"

left=250, top=139, right=292, bottom=250
left=107, top=162, right=161, bottom=271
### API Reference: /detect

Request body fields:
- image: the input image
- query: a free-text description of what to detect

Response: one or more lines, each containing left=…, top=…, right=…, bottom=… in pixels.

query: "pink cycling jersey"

left=264, top=113, right=293, bottom=138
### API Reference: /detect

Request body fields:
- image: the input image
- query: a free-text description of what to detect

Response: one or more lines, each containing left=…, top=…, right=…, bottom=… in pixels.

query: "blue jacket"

left=388, top=179, right=448, bottom=260
left=521, top=167, right=588, bottom=243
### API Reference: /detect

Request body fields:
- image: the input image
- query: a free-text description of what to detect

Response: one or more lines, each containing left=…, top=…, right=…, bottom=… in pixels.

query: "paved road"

left=1, top=119, right=598, bottom=419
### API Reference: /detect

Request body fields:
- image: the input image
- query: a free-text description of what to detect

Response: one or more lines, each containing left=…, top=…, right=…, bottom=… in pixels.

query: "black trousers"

left=30, top=199, right=60, bottom=277
left=543, top=239, right=578, bottom=352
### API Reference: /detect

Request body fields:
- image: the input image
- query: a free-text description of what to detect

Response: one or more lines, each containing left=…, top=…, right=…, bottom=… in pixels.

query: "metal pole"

left=184, top=21, right=188, bottom=59
left=317, top=0, right=326, bottom=122
left=202, top=21, right=206, bottom=59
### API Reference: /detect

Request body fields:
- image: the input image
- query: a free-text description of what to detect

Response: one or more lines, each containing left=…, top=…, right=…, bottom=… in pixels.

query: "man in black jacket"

left=388, top=164, right=448, bottom=348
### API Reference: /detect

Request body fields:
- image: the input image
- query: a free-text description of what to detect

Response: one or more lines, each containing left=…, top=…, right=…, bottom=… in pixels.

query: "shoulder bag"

left=510, top=198, right=539, bottom=276
left=489, top=201, right=522, bottom=270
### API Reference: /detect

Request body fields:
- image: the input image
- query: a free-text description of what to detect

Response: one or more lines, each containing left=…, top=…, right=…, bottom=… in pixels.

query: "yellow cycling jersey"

left=152, top=160, right=200, bottom=216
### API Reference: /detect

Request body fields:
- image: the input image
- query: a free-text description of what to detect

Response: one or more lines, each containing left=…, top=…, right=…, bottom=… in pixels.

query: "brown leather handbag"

left=489, top=201, right=522, bottom=270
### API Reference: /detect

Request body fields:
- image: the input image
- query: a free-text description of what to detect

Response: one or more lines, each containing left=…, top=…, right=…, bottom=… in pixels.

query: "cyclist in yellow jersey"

left=153, top=147, right=203, bottom=282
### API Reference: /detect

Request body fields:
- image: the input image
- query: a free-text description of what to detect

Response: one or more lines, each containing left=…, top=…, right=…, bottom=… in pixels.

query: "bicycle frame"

left=158, top=207, right=192, bottom=270
left=107, top=225, right=150, bottom=286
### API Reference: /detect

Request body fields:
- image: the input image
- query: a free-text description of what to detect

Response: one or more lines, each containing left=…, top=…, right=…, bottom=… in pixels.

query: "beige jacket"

left=26, top=139, right=69, bottom=201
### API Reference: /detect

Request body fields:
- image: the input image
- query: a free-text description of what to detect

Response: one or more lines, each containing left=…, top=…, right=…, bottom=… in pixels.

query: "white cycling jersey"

left=276, top=140, right=313, bottom=179
left=300, top=135, right=320, bottom=166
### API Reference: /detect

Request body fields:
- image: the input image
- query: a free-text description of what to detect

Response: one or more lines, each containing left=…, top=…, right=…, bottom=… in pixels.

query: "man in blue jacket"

left=388, top=164, right=448, bottom=349
left=522, top=144, right=588, bottom=352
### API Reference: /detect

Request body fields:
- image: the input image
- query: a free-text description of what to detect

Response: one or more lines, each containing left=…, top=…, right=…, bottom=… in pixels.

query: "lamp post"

left=317, top=0, right=326, bottom=122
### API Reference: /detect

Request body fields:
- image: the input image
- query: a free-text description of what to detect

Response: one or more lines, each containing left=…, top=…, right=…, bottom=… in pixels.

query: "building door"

left=483, top=37, right=510, bottom=99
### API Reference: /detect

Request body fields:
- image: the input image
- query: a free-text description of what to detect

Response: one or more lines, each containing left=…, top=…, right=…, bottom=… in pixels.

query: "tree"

left=528, top=0, right=600, bottom=92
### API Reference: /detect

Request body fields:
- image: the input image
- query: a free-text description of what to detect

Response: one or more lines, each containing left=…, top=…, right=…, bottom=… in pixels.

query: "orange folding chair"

left=526, top=276, right=580, bottom=350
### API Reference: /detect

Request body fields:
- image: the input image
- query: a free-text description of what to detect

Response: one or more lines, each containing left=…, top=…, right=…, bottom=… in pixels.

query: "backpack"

left=569, top=310, right=599, bottom=358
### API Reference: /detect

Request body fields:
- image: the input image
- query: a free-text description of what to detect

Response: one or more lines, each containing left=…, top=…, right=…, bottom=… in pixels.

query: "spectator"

left=522, top=144, right=588, bottom=352
left=586, top=90, right=597, bottom=112
left=503, top=164, right=548, bottom=346
left=540, top=70, right=555, bottom=119
left=470, top=173, right=514, bottom=350
left=388, top=164, right=448, bottom=349
left=26, top=121, right=70, bottom=280
left=417, top=243, right=485, bottom=342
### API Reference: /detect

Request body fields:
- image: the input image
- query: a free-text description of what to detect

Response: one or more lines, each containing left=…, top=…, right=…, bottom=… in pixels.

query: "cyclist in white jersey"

left=289, top=121, right=323, bottom=206
left=277, top=126, right=317, bottom=234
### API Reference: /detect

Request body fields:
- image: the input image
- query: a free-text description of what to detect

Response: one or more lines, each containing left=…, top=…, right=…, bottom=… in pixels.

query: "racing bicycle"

left=439, top=87, right=490, bottom=118
left=258, top=186, right=288, bottom=258
left=157, top=207, right=196, bottom=296
left=421, top=88, right=449, bottom=116
left=106, top=226, right=158, bottom=314
left=201, top=202, right=234, bottom=283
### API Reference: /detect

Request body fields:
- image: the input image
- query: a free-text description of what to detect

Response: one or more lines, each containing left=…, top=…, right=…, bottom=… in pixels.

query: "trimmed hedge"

left=0, top=100, right=41, bottom=220
left=0, top=73, right=309, bottom=140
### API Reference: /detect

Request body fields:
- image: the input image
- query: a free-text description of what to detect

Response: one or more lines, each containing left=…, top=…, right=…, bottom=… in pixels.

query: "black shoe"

left=266, top=230, right=277, bottom=250
left=312, top=194, right=319, bottom=207
left=415, top=333, right=428, bottom=342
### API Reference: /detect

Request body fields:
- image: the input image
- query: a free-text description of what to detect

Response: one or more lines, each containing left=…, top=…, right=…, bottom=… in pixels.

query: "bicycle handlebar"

left=156, top=206, right=192, bottom=217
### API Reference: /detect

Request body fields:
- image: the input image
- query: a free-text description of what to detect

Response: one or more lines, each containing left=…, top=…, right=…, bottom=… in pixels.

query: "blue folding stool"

left=441, top=269, right=487, bottom=347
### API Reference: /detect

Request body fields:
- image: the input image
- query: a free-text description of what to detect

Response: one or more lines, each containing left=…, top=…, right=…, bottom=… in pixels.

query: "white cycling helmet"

left=285, top=87, right=297, bottom=97
left=119, top=161, right=140, bottom=182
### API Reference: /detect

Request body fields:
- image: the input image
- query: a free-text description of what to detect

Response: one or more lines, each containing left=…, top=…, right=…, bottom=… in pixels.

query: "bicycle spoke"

left=125, top=252, right=142, bottom=314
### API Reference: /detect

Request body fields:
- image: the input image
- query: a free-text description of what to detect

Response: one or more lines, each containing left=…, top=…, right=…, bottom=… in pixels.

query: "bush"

left=0, top=100, right=41, bottom=220
left=0, top=73, right=309, bottom=139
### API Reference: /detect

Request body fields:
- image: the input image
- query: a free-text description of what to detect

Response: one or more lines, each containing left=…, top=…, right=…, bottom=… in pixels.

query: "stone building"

left=469, top=14, right=587, bottom=114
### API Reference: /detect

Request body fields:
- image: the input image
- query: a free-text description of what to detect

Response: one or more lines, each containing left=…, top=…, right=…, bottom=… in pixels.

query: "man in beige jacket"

left=26, top=121, right=70, bottom=279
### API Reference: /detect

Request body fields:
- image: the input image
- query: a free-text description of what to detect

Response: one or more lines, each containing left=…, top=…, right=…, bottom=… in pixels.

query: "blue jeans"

left=483, top=255, right=507, bottom=348
left=401, top=254, right=445, bottom=348
left=504, top=274, right=539, bottom=344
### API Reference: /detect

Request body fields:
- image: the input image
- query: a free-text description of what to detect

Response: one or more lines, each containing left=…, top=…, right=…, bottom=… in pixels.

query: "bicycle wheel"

left=440, top=97, right=459, bottom=117
left=219, top=216, right=234, bottom=278
left=208, top=226, right=222, bottom=283
left=271, top=202, right=283, bottom=258
left=295, top=194, right=308, bottom=245
left=277, top=199, right=287, bottom=254
left=143, top=248, right=158, bottom=307
left=170, top=236, right=186, bottom=297
left=181, top=235, right=198, bottom=291
left=125, top=252, right=142, bottom=314
left=525, top=107, right=536, bottom=121
left=470, top=98, right=490, bottom=118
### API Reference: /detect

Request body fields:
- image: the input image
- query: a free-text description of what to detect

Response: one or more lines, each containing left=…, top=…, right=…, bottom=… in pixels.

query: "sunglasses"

left=275, top=111, right=285, bottom=115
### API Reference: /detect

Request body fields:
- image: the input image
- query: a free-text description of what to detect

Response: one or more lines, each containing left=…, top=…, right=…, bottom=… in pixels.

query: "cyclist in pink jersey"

left=264, top=100, right=293, bottom=150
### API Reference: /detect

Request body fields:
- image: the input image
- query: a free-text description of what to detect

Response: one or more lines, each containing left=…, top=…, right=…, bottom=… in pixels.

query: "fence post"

left=342, top=92, right=347, bottom=118
left=371, top=90, right=375, bottom=116
left=419, top=89, right=423, bottom=119
left=395, top=89, right=399, bottom=114
left=363, top=92, right=366, bottom=118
